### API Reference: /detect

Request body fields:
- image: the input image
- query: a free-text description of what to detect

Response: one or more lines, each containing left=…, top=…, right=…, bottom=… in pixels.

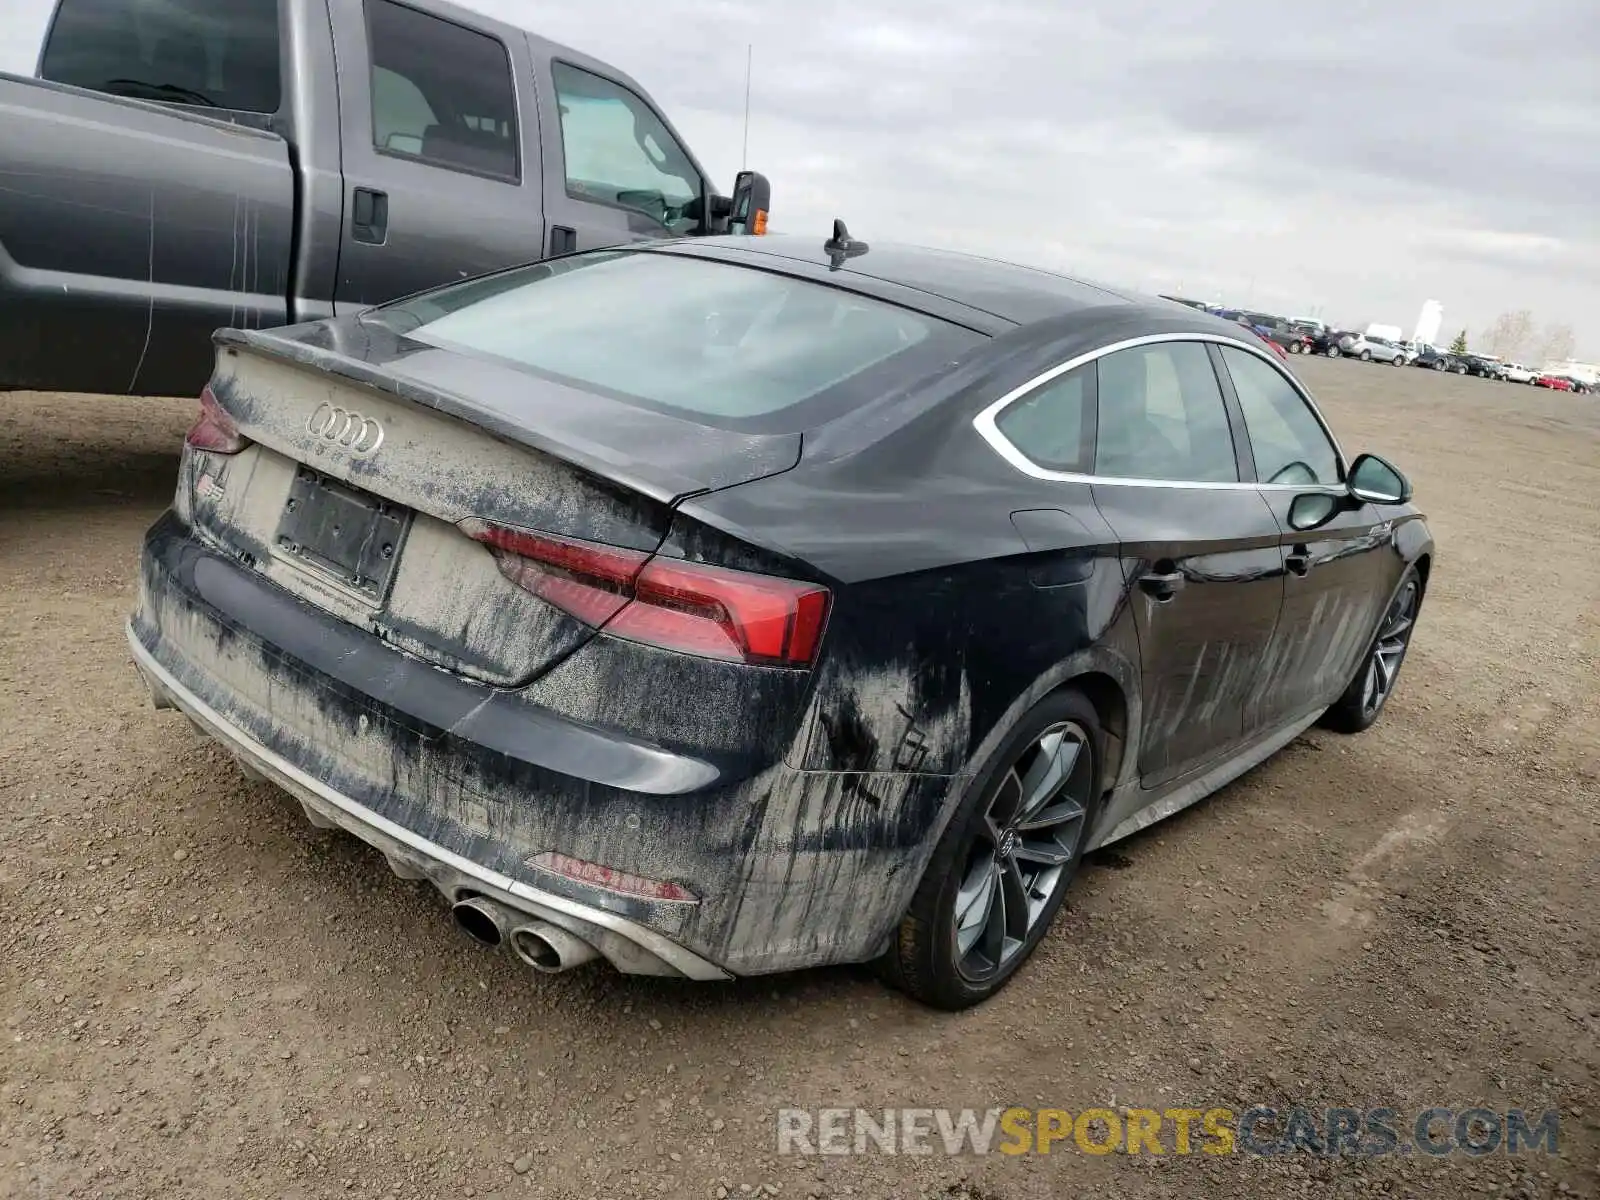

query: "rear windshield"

left=40, top=0, right=282, bottom=114
left=369, top=251, right=986, bottom=429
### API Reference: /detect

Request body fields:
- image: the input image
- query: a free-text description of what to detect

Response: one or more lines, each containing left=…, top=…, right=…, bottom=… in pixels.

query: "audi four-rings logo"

left=306, top=403, right=384, bottom=455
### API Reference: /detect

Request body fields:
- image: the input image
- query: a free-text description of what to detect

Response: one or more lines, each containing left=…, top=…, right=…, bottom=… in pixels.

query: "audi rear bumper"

left=128, top=624, right=731, bottom=980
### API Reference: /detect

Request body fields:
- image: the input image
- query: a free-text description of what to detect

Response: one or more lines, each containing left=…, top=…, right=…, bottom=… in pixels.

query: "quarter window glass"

left=1094, top=342, right=1238, bottom=482
left=552, top=63, right=702, bottom=233
left=994, top=367, right=1091, bottom=473
left=367, top=0, right=518, bottom=179
left=1220, top=346, right=1340, bottom=486
left=40, top=0, right=282, bottom=113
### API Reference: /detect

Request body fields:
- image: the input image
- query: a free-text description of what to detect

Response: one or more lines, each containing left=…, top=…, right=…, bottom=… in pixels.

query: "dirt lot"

left=1, top=358, right=1597, bottom=1200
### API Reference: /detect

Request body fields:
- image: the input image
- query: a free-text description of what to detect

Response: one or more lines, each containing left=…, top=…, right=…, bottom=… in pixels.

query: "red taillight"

left=462, top=520, right=647, bottom=627
left=185, top=385, right=248, bottom=454
left=462, top=519, right=830, bottom=668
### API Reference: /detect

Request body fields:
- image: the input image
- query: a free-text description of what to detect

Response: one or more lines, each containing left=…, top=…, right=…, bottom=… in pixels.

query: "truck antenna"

left=741, top=43, right=752, bottom=170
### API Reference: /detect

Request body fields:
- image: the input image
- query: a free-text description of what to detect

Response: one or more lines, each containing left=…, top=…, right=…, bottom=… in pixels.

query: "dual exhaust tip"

left=450, top=895, right=599, bottom=974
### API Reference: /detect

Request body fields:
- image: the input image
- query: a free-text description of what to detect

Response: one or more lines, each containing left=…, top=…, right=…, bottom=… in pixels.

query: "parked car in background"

left=1309, top=329, right=1358, bottom=357
left=1357, top=336, right=1409, bottom=366
left=0, top=0, right=773, bottom=397
left=1502, top=362, right=1536, bottom=384
left=1535, top=374, right=1574, bottom=391
left=1414, top=346, right=1469, bottom=373
left=1462, top=355, right=1506, bottom=380
left=1239, top=313, right=1313, bottom=355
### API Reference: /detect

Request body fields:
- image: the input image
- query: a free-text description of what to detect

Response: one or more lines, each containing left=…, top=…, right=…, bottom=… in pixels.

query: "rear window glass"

left=372, top=251, right=985, bottom=428
left=40, top=0, right=281, bottom=114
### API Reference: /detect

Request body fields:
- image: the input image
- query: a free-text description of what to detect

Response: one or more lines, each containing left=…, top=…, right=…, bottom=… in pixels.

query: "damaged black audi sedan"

left=129, top=230, right=1432, bottom=1009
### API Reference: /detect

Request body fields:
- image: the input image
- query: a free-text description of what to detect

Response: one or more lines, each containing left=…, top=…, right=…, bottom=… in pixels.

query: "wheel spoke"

left=955, top=858, right=998, bottom=955
left=1374, top=650, right=1397, bottom=693
left=1382, top=614, right=1413, bottom=641
left=1016, top=797, right=1085, bottom=836
left=979, top=861, right=1010, bottom=965
left=1013, top=837, right=1073, bottom=867
left=989, top=766, right=1025, bottom=827
left=1016, top=729, right=1077, bottom=823
left=998, top=857, right=1030, bottom=952
left=1363, top=661, right=1381, bottom=710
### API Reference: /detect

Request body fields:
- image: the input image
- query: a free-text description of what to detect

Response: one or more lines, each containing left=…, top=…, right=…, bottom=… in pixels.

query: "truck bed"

left=0, top=73, right=294, bottom=396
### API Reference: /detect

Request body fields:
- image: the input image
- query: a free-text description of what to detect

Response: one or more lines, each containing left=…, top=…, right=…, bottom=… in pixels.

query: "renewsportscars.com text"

left=775, top=1106, right=1560, bottom=1158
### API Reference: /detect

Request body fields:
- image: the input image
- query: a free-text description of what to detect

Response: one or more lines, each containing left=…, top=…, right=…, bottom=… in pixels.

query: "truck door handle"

left=1286, top=545, right=1313, bottom=576
left=352, top=188, right=388, bottom=245
left=549, top=225, right=577, bottom=256
left=1138, top=568, right=1186, bottom=600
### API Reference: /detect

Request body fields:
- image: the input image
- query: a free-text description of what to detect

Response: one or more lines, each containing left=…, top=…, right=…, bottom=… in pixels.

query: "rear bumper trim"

left=127, top=622, right=732, bottom=981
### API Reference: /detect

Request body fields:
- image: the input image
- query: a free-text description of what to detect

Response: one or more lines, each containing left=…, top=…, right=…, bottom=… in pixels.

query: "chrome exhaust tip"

left=450, top=895, right=516, bottom=948
left=510, top=920, right=600, bottom=973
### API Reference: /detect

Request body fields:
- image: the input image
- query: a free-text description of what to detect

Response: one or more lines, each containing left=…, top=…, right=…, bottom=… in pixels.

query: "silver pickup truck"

left=0, top=0, right=770, bottom=397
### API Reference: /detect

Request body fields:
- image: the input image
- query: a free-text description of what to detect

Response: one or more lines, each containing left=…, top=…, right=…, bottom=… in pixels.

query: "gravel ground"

left=1, top=358, right=1597, bottom=1200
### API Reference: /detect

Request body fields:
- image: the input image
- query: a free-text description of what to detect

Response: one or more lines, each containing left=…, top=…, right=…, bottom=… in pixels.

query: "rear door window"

left=40, top=0, right=282, bottom=113
left=366, top=0, right=519, bottom=180
left=1094, top=341, right=1239, bottom=483
left=372, top=250, right=986, bottom=429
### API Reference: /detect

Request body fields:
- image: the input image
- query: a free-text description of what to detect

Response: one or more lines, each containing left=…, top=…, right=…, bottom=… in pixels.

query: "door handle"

left=352, top=188, right=389, bottom=245
left=1286, top=545, right=1313, bottom=576
left=1138, top=569, right=1186, bottom=600
left=549, top=225, right=577, bottom=256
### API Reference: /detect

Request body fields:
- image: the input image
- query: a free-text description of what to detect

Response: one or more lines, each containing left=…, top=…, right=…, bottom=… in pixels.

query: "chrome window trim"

left=972, top=331, right=1350, bottom=491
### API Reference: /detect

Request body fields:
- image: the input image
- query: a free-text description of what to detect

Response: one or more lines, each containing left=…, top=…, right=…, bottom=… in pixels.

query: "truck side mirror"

left=729, top=170, right=770, bottom=235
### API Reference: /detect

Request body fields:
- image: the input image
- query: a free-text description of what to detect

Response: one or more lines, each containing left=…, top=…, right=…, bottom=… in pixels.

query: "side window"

left=1218, top=346, right=1341, bottom=486
left=367, top=0, right=518, bottom=180
left=993, top=365, right=1093, bottom=473
left=551, top=62, right=703, bottom=233
left=40, top=0, right=282, bottom=113
left=1094, top=341, right=1238, bottom=483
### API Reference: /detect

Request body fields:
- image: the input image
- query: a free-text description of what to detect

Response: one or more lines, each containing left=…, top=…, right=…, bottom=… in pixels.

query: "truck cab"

left=0, top=0, right=769, bottom=396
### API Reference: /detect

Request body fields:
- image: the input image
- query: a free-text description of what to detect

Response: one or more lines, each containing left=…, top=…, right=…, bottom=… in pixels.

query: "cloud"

left=0, top=0, right=1594, bottom=352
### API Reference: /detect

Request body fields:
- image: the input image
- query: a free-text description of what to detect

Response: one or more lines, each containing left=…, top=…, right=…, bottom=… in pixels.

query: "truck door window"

left=366, top=0, right=519, bottom=181
left=40, top=0, right=282, bottom=113
left=551, top=62, right=702, bottom=232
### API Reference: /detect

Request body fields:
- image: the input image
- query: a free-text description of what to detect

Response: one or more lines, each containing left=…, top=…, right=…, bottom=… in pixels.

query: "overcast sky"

left=4, top=0, right=1595, bottom=355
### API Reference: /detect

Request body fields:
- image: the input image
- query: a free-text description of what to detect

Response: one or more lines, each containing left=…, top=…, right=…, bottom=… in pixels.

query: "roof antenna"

left=740, top=44, right=752, bottom=171
left=824, top=219, right=868, bottom=270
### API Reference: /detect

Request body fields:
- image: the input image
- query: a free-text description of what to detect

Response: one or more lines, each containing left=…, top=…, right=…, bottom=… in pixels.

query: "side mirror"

left=728, top=170, right=770, bottom=235
left=1347, top=453, right=1412, bottom=505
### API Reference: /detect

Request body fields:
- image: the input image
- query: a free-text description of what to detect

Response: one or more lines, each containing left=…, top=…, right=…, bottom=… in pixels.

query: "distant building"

left=1413, top=301, right=1443, bottom=348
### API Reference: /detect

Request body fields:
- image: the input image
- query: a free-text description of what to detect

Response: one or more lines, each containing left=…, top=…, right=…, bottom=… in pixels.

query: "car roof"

left=664, top=233, right=1200, bottom=332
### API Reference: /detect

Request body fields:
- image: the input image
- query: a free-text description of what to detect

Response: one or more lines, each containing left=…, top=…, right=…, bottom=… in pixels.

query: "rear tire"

left=881, top=689, right=1104, bottom=1010
left=1322, top=567, right=1423, bottom=734
left=1360, top=350, right=1372, bottom=361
